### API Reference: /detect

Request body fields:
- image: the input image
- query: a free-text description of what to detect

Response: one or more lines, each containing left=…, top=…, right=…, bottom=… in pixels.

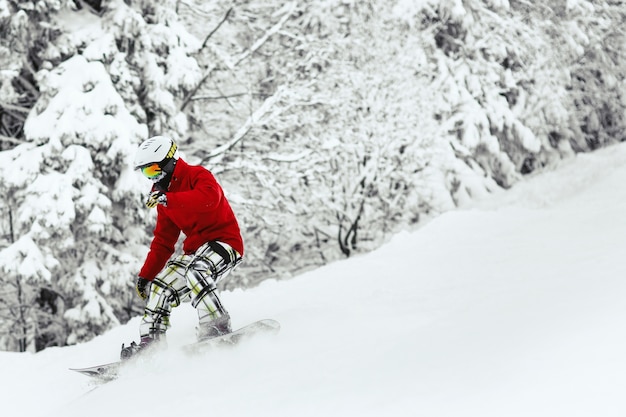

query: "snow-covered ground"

left=4, top=143, right=626, bottom=417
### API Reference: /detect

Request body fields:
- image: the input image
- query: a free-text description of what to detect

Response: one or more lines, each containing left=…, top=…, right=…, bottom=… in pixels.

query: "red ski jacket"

left=138, top=158, right=243, bottom=281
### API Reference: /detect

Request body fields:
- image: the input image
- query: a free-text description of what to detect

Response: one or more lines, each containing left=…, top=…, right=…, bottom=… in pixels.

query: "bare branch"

left=208, top=78, right=238, bottom=111
left=202, top=7, right=233, bottom=50
left=179, top=68, right=215, bottom=111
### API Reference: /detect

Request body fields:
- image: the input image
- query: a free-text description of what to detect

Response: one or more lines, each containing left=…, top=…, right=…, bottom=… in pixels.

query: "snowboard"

left=70, top=319, right=280, bottom=381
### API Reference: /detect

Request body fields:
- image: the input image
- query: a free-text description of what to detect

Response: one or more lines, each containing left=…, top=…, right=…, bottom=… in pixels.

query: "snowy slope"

left=3, top=143, right=626, bottom=417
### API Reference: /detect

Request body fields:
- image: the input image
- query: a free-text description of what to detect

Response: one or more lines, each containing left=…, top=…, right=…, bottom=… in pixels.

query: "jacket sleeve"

left=139, top=209, right=181, bottom=281
left=165, top=170, right=223, bottom=212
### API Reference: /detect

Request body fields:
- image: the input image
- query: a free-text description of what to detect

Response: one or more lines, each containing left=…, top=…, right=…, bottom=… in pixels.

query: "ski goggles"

left=140, top=163, right=163, bottom=180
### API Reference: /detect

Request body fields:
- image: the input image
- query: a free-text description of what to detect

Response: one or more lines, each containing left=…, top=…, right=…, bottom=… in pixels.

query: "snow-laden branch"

left=262, top=150, right=313, bottom=163
left=0, top=102, right=31, bottom=114
left=181, top=2, right=296, bottom=110
left=191, top=92, right=252, bottom=101
left=200, top=87, right=284, bottom=164
left=0, top=135, right=26, bottom=145
left=177, top=0, right=216, bottom=18
left=233, top=2, right=296, bottom=66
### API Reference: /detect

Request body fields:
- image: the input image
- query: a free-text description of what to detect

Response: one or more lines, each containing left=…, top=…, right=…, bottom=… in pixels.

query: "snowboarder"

left=123, top=135, right=244, bottom=358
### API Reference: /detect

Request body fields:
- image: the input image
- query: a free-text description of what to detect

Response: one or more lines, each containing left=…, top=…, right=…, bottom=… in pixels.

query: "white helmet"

left=134, top=136, right=179, bottom=169
left=134, top=136, right=179, bottom=183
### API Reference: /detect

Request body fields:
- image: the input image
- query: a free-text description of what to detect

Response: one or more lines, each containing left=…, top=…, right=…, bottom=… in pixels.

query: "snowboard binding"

left=120, top=337, right=159, bottom=360
left=120, top=341, right=142, bottom=360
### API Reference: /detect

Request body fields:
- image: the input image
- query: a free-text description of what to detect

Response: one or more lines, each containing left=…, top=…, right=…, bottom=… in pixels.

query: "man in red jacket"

left=123, top=135, right=244, bottom=357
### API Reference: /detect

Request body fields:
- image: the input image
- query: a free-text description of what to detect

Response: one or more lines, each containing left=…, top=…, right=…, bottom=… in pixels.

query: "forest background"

left=0, top=0, right=624, bottom=352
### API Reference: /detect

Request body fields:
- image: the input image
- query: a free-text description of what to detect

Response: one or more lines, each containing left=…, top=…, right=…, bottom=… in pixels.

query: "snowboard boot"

left=197, top=314, right=232, bottom=342
left=120, top=335, right=165, bottom=360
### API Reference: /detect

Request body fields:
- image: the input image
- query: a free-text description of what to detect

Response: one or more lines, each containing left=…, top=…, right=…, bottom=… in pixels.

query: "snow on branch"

left=262, top=150, right=313, bottom=163
left=233, top=2, right=296, bottom=66
left=0, top=102, right=31, bottom=114
left=201, top=87, right=284, bottom=163
left=181, top=2, right=296, bottom=110
left=0, top=134, right=27, bottom=145
left=177, top=0, right=216, bottom=18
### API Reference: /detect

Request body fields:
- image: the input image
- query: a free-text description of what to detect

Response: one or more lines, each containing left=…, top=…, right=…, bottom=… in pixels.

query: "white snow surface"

left=4, top=143, right=626, bottom=416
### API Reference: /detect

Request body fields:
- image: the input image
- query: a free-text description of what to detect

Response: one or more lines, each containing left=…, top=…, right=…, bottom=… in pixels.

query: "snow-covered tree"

left=0, top=0, right=205, bottom=350
left=0, top=56, right=147, bottom=349
left=178, top=0, right=626, bottom=287
left=397, top=0, right=626, bottom=185
left=1, top=0, right=625, bottom=350
left=0, top=235, right=53, bottom=351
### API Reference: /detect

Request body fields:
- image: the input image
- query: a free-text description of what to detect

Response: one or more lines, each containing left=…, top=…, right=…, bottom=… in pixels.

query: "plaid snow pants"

left=140, top=241, right=241, bottom=340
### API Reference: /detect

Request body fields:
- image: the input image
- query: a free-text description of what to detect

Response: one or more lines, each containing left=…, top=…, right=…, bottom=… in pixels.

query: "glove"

left=145, top=191, right=167, bottom=208
left=135, top=277, right=150, bottom=300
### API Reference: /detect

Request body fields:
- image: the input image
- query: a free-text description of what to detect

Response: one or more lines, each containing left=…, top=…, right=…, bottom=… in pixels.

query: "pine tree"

left=0, top=0, right=204, bottom=350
